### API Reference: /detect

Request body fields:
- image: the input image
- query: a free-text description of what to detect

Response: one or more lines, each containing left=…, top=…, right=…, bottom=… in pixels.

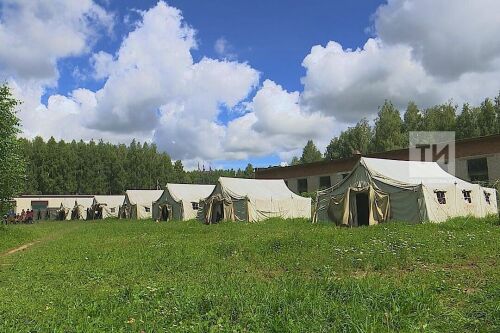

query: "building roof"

left=255, top=134, right=500, bottom=179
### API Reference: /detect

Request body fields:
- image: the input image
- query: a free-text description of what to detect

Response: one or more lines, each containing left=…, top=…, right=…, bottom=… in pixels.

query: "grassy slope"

left=0, top=217, right=498, bottom=332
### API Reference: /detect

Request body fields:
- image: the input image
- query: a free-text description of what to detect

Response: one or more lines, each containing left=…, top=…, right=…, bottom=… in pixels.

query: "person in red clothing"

left=26, top=209, right=34, bottom=224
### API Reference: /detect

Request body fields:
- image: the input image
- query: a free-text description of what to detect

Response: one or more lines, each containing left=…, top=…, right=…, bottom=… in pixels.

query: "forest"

left=19, top=138, right=254, bottom=195
left=294, top=94, right=500, bottom=164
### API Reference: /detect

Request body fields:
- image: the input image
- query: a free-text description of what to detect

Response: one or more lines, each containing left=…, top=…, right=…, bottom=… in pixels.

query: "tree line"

left=294, top=93, right=500, bottom=164
left=19, top=137, right=254, bottom=195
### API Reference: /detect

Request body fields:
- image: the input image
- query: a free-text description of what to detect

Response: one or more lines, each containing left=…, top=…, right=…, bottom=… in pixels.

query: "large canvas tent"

left=153, top=184, right=215, bottom=221
left=121, top=190, right=163, bottom=219
left=201, top=177, right=312, bottom=223
left=91, top=195, right=125, bottom=219
left=314, top=157, right=498, bottom=226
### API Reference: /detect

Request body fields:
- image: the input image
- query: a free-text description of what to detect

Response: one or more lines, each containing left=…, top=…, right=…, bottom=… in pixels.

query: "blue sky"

left=3, top=0, right=500, bottom=170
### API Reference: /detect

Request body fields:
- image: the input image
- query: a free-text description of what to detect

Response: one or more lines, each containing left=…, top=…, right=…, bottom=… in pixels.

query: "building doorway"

left=356, top=193, right=369, bottom=226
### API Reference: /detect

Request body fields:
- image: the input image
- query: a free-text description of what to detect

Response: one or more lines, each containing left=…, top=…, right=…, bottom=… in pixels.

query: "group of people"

left=2, top=209, right=35, bottom=225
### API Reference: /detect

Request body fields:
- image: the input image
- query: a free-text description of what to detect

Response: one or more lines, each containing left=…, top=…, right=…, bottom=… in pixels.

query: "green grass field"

left=0, top=217, right=499, bottom=332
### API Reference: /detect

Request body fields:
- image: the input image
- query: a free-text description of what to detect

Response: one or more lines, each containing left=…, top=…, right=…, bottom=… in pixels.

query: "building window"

left=110, top=207, right=116, bottom=213
left=484, top=191, right=491, bottom=204
left=319, top=176, right=331, bottom=189
left=192, top=202, right=199, bottom=210
left=297, top=178, right=308, bottom=194
left=435, top=191, right=446, bottom=204
left=145, top=207, right=151, bottom=212
left=462, top=190, right=471, bottom=203
left=467, top=158, right=489, bottom=182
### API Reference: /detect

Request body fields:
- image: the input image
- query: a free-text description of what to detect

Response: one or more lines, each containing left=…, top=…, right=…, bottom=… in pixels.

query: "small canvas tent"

left=91, top=195, right=125, bottom=219
left=201, top=177, right=312, bottom=223
left=121, top=190, right=163, bottom=219
left=57, top=198, right=79, bottom=220
left=314, top=157, right=498, bottom=226
left=13, top=195, right=92, bottom=220
left=153, top=184, right=215, bottom=221
left=71, top=197, right=95, bottom=220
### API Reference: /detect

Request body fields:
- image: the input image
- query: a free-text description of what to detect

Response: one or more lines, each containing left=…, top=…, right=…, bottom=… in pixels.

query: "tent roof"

left=166, top=184, right=215, bottom=203
left=75, top=197, right=94, bottom=208
left=362, top=157, right=470, bottom=186
left=125, top=190, right=163, bottom=205
left=218, top=177, right=306, bottom=200
left=93, top=195, right=125, bottom=207
left=59, top=198, right=79, bottom=208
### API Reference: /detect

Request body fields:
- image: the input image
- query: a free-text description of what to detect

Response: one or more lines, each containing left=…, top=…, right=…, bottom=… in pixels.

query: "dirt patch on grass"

left=2, top=241, right=40, bottom=256
left=0, top=224, right=80, bottom=259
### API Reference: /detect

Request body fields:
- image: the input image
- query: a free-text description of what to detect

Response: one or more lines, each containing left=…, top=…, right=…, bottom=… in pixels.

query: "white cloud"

left=0, top=0, right=113, bottom=83
left=214, top=37, right=237, bottom=60
left=224, top=80, right=334, bottom=159
left=301, top=0, right=500, bottom=122
left=375, top=0, right=500, bottom=80
left=301, top=39, right=438, bottom=122
left=0, top=0, right=115, bottom=144
left=90, top=51, right=114, bottom=80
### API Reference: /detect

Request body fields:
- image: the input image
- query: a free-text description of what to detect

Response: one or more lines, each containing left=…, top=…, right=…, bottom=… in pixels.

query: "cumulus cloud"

left=301, top=0, right=500, bottom=122
left=0, top=0, right=115, bottom=144
left=214, top=37, right=237, bottom=60
left=375, top=0, right=500, bottom=79
left=0, top=0, right=113, bottom=83
left=224, top=80, right=334, bottom=159
left=82, top=2, right=260, bottom=152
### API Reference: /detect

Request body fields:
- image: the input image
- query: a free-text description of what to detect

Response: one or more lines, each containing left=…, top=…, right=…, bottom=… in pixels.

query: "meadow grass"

left=0, top=216, right=499, bottom=332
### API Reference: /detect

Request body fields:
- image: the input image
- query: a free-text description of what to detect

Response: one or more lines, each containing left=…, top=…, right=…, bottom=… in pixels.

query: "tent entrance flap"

left=212, top=201, right=224, bottom=224
left=160, top=204, right=172, bottom=221
left=355, top=192, right=369, bottom=226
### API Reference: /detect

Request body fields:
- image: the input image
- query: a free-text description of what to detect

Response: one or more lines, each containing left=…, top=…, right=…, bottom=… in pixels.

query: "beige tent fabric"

left=123, top=190, right=163, bottom=219
left=154, top=184, right=215, bottom=221
left=315, top=157, right=498, bottom=225
left=325, top=182, right=390, bottom=226
left=202, top=177, right=311, bottom=223
left=92, top=195, right=125, bottom=219
left=203, top=192, right=236, bottom=224
left=58, top=198, right=78, bottom=220
left=71, top=197, right=94, bottom=220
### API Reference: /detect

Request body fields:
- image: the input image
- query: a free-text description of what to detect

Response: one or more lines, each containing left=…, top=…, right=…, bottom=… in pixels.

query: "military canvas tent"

left=121, top=190, right=163, bottom=219
left=12, top=195, right=93, bottom=220
left=314, top=157, right=498, bottom=226
left=71, top=197, right=95, bottom=220
left=91, top=195, right=125, bottom=219
left=201, top=177, right=312, bottom=223
left=57, top=198, right=79, bottom=220
left=153, top=184, right=215, bottom=221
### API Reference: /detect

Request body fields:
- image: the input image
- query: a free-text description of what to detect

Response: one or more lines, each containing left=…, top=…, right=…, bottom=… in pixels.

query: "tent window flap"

left=484, top=191, right=491, bottom=204
left=435, top=191, right=446, bottom=204
left=462, top=190, right=472, bottom=203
